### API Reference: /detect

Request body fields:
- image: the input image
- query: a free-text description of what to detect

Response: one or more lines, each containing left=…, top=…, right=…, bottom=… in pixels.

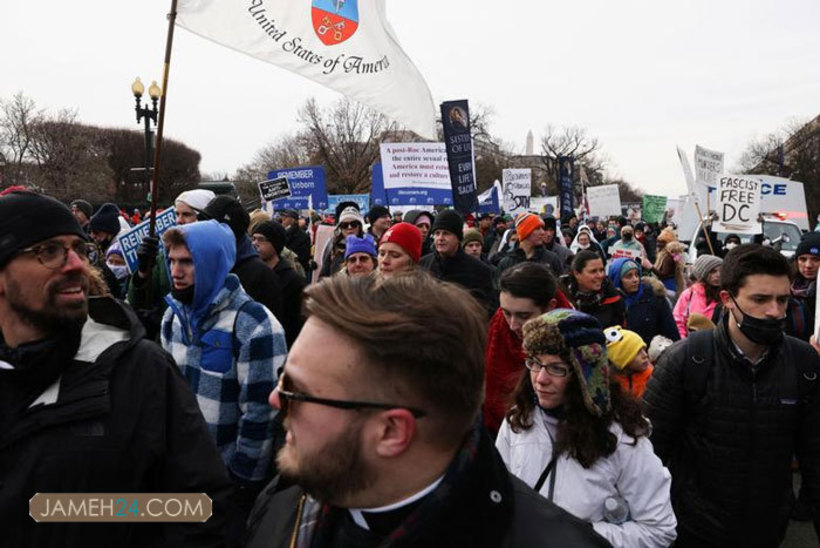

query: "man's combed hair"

left=721, top=243, right=791, bottom=296
left=162, top=227, right=187, bottom=249
left=303, top=271, right=488, bottom=447
left=499, top=262, right=557, bottom=307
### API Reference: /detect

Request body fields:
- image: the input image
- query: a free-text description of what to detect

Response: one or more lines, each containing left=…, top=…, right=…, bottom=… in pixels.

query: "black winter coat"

left=420, top=248, right=497, bottom=314
left=624, top=279, right=680, bottom=344
left=496, top=246, right=564, bottom=279
left=272, top=258, right=305, bottom=348
left=566, top=277, right=626, bottom=329
left=644, top=320, right=820, bottom=547
left=234, top=235, right=284, bottom=321
left=245, top=430, right=609, bottom=548
left=284, top=225, right=311, bottom=273
left=0, top=297, right=231, bottom=547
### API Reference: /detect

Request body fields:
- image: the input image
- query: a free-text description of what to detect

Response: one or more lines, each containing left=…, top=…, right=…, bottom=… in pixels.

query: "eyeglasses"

left=339, top=222, right=361, bottom=230
left=524, top=357, right=572, bottom=378
left=275, top=375, right=427, bottom=418
left=17, top=240, right=98, bottom=270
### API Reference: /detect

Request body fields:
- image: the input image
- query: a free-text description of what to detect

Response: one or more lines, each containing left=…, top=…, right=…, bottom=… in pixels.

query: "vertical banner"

left=714, top=174, right=763, bottom=234
left=558, top=156, right=574, bottom=219
left=440, top=100, right=478, bottom=214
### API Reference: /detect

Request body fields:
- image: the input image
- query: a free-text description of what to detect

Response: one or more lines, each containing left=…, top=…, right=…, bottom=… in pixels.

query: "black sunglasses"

left=338, top=221, right=361, bottom=230
left=276, top=375, right=427, bottom=418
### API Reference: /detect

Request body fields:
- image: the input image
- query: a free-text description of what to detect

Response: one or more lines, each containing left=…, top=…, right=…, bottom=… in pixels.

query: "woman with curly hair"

left=496, top=309, right=676, bottom=547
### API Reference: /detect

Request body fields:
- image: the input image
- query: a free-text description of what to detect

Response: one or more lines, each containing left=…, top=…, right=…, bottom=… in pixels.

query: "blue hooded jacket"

left=164, top=220, right=236, bottom=335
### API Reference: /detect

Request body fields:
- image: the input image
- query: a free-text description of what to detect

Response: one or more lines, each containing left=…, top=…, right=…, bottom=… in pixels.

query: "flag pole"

left=149, top=0, right=180, bottom=238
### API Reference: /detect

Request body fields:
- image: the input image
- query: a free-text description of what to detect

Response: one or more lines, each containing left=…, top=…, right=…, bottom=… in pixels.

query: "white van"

left=687, top=215, right=803, bottom=262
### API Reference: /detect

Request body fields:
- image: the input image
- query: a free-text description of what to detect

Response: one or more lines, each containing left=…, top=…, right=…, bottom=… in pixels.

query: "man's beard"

left=277, top=417, right=374, bottom=505
left=7, top=273, right=89, bottom=334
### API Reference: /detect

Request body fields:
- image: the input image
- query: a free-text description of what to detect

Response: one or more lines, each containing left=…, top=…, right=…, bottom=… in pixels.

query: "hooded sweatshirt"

left=161, top=220, right=286, bottom=482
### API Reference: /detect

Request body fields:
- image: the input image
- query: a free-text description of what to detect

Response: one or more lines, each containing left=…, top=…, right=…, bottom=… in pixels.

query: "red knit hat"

left=379, top=222, right=423, bottom=263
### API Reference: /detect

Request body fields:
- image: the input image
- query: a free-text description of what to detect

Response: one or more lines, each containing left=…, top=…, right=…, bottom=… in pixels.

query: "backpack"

left=682, top=330, right=819, bottom=407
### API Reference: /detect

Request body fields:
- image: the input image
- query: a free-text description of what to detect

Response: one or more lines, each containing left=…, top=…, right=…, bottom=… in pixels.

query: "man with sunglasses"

left=0, top=191, right=231, bottom=546
left=246, top=273, right=608, bottom=547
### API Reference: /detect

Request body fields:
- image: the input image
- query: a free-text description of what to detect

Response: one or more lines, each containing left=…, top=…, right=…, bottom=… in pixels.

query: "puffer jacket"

left=420, top=247, right=497, bottom=314
left=623, top=278, right=680, bottom=344
left=497, top=410, right=677, bottom=547
left=644, top=319, right=820, bottom=547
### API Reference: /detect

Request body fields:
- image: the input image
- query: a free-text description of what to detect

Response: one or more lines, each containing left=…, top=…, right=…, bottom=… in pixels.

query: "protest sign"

left=695, top=145, right=724, bottom=188
left=371, top=163, right=387, bottom=206
left=642, top=195, right=667, bottom=223
left=529, top=196, right=558, bottom=216
left=265, top=166, right=329, bottom=211
left=586, top=184, right=622, bottom=218
left=503, top=169, right=531, bottom=216
left=440, top=100, right=478, bottom=214
left=714, top=174, right=763, bottom=234
left=328, top=194, right=370, bottom=214
left=477, top=185, right=499, bottom=214
left=380, top=143, right=453, bottom=206
left=116, top=207, right=177, bottom=274
left=610, top=247, right=641, bottom=260
left=258, top=176, right=291, bottom=202
left=311, top=224, right=336, bottom=284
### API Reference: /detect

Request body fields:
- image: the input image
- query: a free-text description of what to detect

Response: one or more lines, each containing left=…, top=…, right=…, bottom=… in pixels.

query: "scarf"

left=791, top=276, right=815, bottom=300
left=484, top=309, right=526, bottom=434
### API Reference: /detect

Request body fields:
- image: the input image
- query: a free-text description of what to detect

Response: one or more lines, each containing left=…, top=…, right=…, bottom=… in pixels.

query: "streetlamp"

left=131, top=77, right=161, bottom=197
left=0, top=151, right=6, bottom=187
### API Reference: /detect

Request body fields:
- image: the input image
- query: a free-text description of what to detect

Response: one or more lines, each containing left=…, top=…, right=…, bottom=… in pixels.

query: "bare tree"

left=298, top=97, right=397, bottom=194
left=0, top=92, right=44, bottom=184
left=538, top=126, right=608, bottom=194
left=738, top=115, right=820, bottom=221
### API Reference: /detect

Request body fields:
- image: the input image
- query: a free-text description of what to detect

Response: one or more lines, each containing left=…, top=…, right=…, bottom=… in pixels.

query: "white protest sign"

left=714, top=174, right=763, bottom=234
left=116, top=208, right=177, bottom=274
left=379, top=143, right=451, bottom=189
left=503, top=168, right=531, bottom=216
left=529, top=196, right=558, bottom=216
left=586, top=184, right=622, bottom=218
left=610, top=247, right=642, bottom=260
left=695, top=145, right=724, bottom=188
left=311, top=224, right=336, bottom=284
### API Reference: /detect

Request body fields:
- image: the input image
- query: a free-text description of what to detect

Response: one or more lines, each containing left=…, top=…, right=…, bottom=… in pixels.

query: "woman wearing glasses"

left=496, top=309, right=676, bottom=547
left=320, top=205, right=365, bottom=278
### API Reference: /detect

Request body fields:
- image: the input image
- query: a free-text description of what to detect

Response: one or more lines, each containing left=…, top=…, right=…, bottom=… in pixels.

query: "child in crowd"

left=604, top=326, right=653, bottom=398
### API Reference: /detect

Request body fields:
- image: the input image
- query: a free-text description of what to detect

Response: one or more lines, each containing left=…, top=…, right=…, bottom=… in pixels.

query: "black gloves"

left=136, top=236, right=160, bottom=275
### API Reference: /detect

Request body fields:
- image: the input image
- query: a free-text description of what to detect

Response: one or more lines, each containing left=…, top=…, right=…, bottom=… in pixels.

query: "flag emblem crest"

left=312, top=0, right=359, bottom=45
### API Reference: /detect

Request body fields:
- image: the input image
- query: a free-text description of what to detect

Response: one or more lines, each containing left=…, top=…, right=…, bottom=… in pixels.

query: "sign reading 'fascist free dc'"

left=714, top=174, right=763, bottom=234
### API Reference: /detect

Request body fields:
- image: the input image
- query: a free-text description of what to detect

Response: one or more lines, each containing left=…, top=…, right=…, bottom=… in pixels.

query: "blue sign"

left=477, top=186, right=499, bottom=214
left=371, top=163, right=387, bottom=206
left=266, top=166, right=329, bottom=210
left=374, top=163, right=453, bottom=206
left=558, top=156, right=574, bottom=218
left=116, top=207, right=177, bottom=274
left=328, top=194, right=370, bottom=214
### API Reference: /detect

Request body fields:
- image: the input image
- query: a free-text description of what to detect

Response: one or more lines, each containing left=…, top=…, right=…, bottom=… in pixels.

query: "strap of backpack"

left=683, top=330, right=715, bottom=404
left=786, top=338, right=820, bottom=406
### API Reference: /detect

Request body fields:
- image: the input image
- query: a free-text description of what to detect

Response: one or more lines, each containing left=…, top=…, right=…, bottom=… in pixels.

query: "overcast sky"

left=2, top=0, right=818, bottom=197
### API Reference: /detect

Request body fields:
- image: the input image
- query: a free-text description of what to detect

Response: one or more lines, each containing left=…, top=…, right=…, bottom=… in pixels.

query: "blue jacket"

left=161, top=221, right=287, bottom=482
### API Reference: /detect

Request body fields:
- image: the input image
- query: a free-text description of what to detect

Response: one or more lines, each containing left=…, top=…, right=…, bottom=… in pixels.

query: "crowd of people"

left=3, top=184, right=820, bottom=548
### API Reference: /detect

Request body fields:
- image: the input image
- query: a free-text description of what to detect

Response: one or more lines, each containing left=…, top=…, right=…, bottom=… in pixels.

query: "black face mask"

left=622, top=233, right=633, bottom=241
left=730, top=296, right=786, bottom=346
left=172, top=285, right=195, bottom=305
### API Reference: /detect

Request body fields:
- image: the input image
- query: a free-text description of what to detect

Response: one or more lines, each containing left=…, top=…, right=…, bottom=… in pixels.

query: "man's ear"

left=719, top=289, right=733, bottom=309
left=371, top=409, right=416, bottom=459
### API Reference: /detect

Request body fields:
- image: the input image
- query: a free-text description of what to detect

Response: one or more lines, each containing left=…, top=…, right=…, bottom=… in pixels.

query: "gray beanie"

left=692, top=254, right=723, bottom=282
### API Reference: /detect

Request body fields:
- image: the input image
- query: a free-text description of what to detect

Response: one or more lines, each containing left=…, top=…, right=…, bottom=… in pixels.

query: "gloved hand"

left=136, top=236, right=160, bottom=275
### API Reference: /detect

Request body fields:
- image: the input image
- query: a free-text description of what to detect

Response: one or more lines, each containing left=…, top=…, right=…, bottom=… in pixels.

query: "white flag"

left=676, top=145, right=697, bottom=200
left=176, top=0, right=436, bottom=139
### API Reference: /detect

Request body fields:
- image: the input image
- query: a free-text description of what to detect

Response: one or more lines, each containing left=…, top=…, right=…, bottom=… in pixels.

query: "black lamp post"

left=131, top=77, right=161, bottom=197
left=0, top=152, right=6, bottom=187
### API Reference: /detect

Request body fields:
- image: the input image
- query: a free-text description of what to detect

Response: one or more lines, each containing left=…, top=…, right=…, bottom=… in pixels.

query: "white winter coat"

left=496, top=410, right=677, bottom=548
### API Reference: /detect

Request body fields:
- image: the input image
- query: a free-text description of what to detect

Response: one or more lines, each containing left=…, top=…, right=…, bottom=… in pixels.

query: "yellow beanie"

left=603, top=326, right=646, bottom=371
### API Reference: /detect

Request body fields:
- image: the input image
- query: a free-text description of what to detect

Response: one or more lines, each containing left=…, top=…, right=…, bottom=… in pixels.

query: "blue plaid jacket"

left=161, top=273, right=286, bottom=482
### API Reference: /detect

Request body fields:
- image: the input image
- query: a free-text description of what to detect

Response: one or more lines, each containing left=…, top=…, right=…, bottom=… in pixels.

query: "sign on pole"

left=503, top=168, right=531, bottom=216
left=258, top=176, right=292, bottom=202
left=379, top=143, right=453, bottom=206
left=116, top=207, right=177, bottom=274
left=529, top=196, right=558, bottom=216
left=713, top=174, right=763, bottom=234
left=586, top=184, right=622, bottom=218
left=694, top=145, right=724, bottom=188
left=642, top=195, right=668, bottom=223
left=558, top=156, right=574, bottom=218
left=265, top=166, right=329, bottom=211
left=440, top=100, right=478, bottom=214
